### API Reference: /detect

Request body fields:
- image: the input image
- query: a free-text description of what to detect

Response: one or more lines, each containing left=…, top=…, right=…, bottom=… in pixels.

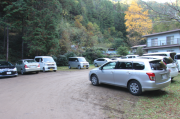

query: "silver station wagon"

left=89, top=59, right=171, bottom=96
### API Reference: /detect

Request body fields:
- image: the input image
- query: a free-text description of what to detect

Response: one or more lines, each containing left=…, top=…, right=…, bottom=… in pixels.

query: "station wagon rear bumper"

left=142, top=77, right=171, bottom=92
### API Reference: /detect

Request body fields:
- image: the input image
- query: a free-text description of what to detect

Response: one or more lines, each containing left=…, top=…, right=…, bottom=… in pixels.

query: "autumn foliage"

left=125, top=0, right=152, bottom=46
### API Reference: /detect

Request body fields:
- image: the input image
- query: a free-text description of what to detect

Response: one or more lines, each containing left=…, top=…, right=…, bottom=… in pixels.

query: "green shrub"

left=117, top=46, right=128, bottom=56
left=83, top=47, right=106, bottom=64
left=56, top=55, right=68, bottom=66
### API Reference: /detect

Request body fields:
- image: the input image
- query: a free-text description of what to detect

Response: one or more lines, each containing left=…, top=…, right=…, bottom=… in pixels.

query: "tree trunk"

left=3, top=26, right=6, bottom=53
left=22, top=18, right=24, bottom=59
left=6, top=25, right=9, bottom=61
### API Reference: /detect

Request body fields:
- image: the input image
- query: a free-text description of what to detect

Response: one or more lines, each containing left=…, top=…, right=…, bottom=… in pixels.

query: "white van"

left=34, top=56, right=57, bottom=72
left=175, top=53, right=180, bottom=71
left=143, top=52, right=176, bottom=60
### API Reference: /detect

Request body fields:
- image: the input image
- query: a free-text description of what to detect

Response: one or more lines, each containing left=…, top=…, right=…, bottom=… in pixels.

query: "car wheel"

left=78, top=65, right=81, bottom=69
left=21, top=69, right=24, bottom=75
left=68, top=65, right=71, bottom=69
left=86, top=67, right=89, bottom=69
left=36, top=71, right=39, bottom=74
left=43, top=67, right=45, bottom=72
left=53, top=70, right=56, bottom=72
left=128, top=80, right=142, bottom=96
left=94, top=63, right=98, bottom=67
left=91, top=75, right=99, bottom=86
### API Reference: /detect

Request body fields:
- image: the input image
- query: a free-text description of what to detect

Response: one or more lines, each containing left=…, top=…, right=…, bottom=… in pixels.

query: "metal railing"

left=147, top=38, right=180, bottom=47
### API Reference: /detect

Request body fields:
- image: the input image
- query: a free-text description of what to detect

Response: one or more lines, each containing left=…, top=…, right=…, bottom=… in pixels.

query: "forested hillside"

left=1, top=0, right=180, bottom=63
left=0, top=0, right=128, bottom=62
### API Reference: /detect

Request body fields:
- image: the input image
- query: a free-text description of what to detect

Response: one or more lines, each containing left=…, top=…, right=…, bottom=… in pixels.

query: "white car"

left=175, top=53, right=180, bottom=71
left=137, top=56, right=178, bottom=79
left=93, top=58, right=111, bottom=67
left=34, top=56, right=57, bottom=72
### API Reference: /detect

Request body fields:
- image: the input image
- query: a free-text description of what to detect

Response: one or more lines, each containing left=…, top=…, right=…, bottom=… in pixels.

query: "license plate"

left=162, top=74, right=167, bottom=79
left=7, top=72, right=12, bottom=74
left=83, top=65, right=86, bottom=67
left=50, top=69, right=53, bottom=71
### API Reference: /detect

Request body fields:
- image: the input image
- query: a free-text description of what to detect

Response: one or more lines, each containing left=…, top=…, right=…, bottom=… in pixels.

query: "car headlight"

left=13, top=67, right=17, bottom=71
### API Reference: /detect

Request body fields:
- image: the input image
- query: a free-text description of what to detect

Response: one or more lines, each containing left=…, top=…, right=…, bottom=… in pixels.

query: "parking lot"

left=0, top=69, right=139, bottom=119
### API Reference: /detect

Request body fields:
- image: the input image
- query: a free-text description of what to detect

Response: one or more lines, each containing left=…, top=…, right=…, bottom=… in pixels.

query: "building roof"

left=142, top=29, right=180, bottom=37
left=131, top=45, right=146, bottom=49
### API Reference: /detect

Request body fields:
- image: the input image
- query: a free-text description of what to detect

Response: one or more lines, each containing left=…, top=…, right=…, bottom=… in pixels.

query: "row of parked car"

left=0, top=56, right=57, bottom=77
left=89, top=52, right=180, bottom=96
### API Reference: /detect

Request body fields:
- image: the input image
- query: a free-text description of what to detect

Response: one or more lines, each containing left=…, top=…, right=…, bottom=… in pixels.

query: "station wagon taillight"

left=146, top=72, right=155, bottom=81
left=24, top=65, right=28, bottom=68
left=38, top=64, right=40, bottom=67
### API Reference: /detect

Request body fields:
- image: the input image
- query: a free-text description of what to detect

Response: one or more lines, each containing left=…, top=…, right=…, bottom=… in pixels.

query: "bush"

left=64, top=51, right=77, bottom=59
left=55, top=52, right=77, bottom=66
left=136, top=47, right=144, bottom=56
left=117, top=46, right=128, bottom=56
left=56, top=55, right=68, bottom=66
left=82, top=47, right=106, bottom=64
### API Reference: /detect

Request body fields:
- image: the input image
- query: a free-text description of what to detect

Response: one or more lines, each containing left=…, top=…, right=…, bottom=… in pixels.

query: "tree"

left=117, top=46, right=128, bottom=56
left=142, top=0, right=180, bottom=23
left=136, top=47, right=144, bottom=56
left=125, top=0, right=152, bottom=46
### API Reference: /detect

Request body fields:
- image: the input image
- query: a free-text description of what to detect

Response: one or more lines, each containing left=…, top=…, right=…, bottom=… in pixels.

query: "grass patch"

left=57, top=64, right=97, bottom=71
left=127, top=73, right=180, bottom=119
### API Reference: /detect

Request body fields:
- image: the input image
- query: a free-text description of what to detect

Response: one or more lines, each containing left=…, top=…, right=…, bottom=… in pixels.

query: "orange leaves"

left=125, top=1, right=152, bottom=45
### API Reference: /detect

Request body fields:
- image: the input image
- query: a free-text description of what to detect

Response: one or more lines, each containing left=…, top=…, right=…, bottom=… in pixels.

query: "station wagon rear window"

left=150, top=60, right=166, bottom=70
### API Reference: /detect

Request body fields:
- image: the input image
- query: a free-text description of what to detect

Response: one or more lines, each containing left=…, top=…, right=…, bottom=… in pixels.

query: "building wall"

left=148, top=47, right=180, bottom=53
left=147, top=32, right=180, bottom=47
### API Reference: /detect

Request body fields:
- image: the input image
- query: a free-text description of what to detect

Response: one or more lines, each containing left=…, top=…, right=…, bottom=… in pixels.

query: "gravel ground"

left=0, top=69, right=139, bottom=119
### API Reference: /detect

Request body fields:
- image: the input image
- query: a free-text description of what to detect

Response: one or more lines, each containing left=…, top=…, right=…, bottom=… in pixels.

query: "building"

left=142, top=29, right=180, bottom=53
left=106, top=48, right=117, bottom=55
left=131, top=45, right=146, bottom=54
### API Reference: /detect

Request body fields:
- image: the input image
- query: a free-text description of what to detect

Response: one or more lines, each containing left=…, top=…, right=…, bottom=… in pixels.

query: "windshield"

left=43, top=58, right=54, bottom=62
left=78, top=58, right=86, bottom=62
left=24, top=60, right=36, bottom=63
left=175, top=55, right=180, bottom=59
left=121, top=56, right=127, bottom=59
left=0, top=62, right=13, bottom=67
left=150, top=60, right=166, bottom=70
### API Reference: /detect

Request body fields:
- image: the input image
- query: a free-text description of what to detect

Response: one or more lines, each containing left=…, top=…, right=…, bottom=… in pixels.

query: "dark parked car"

left=0, top=61, right=18, bottom=77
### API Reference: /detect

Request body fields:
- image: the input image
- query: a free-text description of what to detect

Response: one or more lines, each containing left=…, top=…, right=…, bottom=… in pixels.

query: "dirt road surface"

left=0, top=69, right=139, bottom=119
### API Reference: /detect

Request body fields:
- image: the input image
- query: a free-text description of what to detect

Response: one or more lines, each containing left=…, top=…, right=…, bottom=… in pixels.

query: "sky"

left=142, top=0, right=176, bottom=3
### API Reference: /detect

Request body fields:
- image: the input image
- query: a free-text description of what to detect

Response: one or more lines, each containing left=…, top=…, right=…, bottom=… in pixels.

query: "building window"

left=167, top=50, right=174, bottom=52
left=151, top=38, right=158, bottom=46
left=166, top=36, right=174, bottom=45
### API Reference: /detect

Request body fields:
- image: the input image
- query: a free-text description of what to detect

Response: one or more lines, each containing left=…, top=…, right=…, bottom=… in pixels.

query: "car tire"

left=68, top=65, right=71, bottom=69
left=43, top=67, right=45, bottom=72
left=91, top=75, right=99, bottom=86
left=128, top=80, right=142, bottom=96
left=94, top=63, right=98, bottom=67
left=54, top=70, right=56, bottom=72
left=78, top=65, right=81, bottom=69
left=36, top=71, right=39, bottom=74
left=86, top=67, right=89, bottom=69
left=21, top=69, right=24, bottom=75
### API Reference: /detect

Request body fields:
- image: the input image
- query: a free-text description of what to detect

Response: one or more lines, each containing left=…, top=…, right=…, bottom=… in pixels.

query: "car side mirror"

left=99, top=67, right=103, bottom=70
